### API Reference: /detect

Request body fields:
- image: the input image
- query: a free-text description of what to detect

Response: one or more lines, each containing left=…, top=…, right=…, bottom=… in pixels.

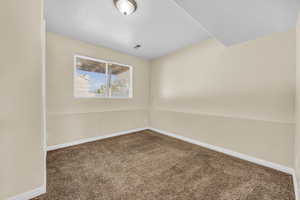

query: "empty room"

left=2, top=0, right=300, bottom=199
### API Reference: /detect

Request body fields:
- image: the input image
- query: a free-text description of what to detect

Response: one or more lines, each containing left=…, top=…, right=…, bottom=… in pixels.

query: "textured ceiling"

left=45, top=0, right=210, bottom=59
left=45, top=0, right=300, bottom=59
left=175, top=0, right=300, bottom=45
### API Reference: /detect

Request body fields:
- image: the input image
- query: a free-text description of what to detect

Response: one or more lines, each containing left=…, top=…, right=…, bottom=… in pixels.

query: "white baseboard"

left=47, top=127, right=148, bottom=151
left=292, top=171, right=300, bottom=200
left=148, top=127, right=294, bottom=174
left=47, top=126, right=294, bottom=174
left=45, top=126, right=299, bottom=199
left=7, top=185, right=46, bottom=200
left=148, top=127, right=299, bottom=199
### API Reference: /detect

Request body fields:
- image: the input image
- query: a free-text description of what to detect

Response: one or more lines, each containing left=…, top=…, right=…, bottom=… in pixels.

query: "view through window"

left=74, top=55, right=132, bottom=98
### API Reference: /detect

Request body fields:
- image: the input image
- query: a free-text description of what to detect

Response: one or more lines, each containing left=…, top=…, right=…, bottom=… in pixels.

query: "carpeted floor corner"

left=33, top=130, right=295, bottom=200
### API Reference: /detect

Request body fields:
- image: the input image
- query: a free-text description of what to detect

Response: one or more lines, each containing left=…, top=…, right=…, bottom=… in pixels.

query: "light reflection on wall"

left=151, top=31, right=295, bottom=123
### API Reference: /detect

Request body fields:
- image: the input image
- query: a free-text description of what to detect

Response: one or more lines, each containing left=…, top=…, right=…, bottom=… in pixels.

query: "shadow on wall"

left=151, top=33, right=295, bottom=123
left=150, top=30, right=296, bottom=168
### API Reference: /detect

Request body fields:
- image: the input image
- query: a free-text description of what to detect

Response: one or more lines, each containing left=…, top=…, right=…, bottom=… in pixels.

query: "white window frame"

left=73, top=54, right=133, bottom=99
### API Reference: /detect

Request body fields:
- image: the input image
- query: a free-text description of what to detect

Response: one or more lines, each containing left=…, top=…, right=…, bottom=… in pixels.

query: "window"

left=74, top=55, right=132, bottom=98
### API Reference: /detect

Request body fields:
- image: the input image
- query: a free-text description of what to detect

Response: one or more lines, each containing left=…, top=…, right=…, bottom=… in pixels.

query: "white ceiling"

left=175, top=0, right=300, bottom=45
left=45, top=0, right=300, bottom=59
left=45, top=0, right=210, bottom=59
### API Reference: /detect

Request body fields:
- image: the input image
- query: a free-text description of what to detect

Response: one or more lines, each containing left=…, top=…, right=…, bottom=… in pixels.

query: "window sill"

left=74, top=96, right=133, bottom=99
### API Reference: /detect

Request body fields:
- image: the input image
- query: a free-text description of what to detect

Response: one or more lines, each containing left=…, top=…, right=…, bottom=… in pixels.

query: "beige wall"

left=150, top=30, right=296, bottom=167
left=46, top=32, right=150, bottom=146
left=0, top=3, right=296, bottom=198
left=296, top=15, right=300, bottom=179
left=0, top=0, right=45, bottom=199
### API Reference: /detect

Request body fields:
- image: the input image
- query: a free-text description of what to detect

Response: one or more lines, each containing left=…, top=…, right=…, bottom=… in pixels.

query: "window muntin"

left=74, top=55, right=132, bottom=98
left=108, top=63, right=130, bottom=98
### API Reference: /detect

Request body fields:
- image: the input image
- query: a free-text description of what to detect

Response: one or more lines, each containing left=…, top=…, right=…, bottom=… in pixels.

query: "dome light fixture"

left=113, top=0, right=137, bottom=16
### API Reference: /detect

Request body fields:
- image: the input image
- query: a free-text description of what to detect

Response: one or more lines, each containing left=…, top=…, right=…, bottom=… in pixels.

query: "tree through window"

left=74, top=55, right=132, bottom=98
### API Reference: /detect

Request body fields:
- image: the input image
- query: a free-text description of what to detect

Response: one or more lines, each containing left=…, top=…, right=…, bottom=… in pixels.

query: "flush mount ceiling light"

left=113, top=0, right=137, bottom=16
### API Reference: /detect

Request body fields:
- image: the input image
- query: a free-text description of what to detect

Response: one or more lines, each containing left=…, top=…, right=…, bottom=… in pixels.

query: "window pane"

left=75, top=57, right=107, bottom=97
left=108, top=64, right=131, bottom=98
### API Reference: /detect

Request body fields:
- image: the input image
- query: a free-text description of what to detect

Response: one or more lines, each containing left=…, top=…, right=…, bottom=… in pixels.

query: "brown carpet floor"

left=33, top=130, right=295, bottom=200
